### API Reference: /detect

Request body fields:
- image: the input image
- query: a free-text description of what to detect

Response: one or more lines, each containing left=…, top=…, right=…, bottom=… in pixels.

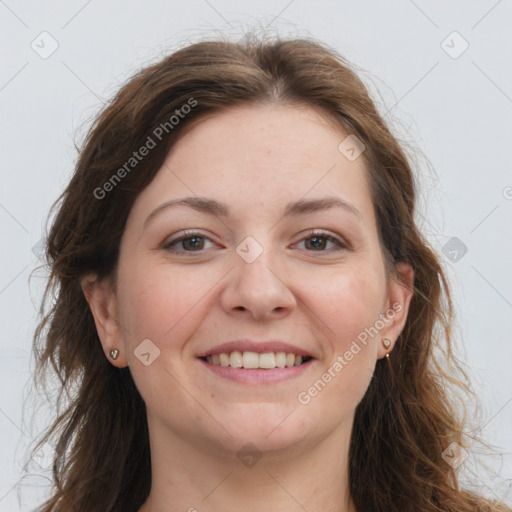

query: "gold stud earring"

left=109, top=348, right=119, bottom=360
left=382, top=338, right=391, bottom=358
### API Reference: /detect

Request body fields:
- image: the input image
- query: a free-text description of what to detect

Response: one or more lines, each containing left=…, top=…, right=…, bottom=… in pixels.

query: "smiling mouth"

left=199, top=351, right=313, bottom=370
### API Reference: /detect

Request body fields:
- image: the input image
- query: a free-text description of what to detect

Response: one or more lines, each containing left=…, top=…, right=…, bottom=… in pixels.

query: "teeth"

left=275, top=352, right=287, bottom=368
left=259, top=352, right=276, bottom=369
left=204, top=351, right=310, bottom=369
left=230, top=351, right=243, bottom=368
left=242, top=351, right=259, bottom=369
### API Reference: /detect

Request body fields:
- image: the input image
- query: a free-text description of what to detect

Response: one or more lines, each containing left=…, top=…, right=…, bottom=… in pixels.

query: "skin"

left=83, top=103, right=414, bottom=512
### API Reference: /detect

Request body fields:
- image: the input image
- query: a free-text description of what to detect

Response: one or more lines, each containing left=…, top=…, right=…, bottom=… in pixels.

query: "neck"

left=138, top=414, right=357, bottom=512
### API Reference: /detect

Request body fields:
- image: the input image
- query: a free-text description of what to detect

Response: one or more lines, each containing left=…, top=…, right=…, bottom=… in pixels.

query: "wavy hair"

left=29, top=34, right=508, bottom=512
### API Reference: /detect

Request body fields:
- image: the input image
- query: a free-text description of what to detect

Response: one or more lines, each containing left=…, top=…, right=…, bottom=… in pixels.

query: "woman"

left=31, top=35, right=509, bottom=511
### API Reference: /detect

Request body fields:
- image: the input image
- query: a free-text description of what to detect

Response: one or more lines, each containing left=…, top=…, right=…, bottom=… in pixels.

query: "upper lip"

left=196, top=340, right=315, bottom=358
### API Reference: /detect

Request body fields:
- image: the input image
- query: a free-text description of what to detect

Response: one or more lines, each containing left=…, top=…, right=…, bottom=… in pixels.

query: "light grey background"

left=1, top=0, right=511, bottom=510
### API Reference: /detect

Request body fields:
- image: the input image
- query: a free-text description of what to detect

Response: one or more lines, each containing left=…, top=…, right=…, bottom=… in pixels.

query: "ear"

left=81, top=273, right=127, bottom=367
left=377, top=262, right=414, bottom=359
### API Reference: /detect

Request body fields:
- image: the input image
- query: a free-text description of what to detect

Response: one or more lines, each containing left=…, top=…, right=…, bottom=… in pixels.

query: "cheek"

left=115, top=262, right=217, bottom=404
left=330, top=269, right=385, bottom=393
left=116, top=261, right=216, bottom=349
left=296, top=265, right=384, bottom=411
left=305, top=264, right=385, bottom=350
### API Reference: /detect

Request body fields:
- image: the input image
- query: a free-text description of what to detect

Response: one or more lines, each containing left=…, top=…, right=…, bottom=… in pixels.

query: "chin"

left=217, top=404, right=313, bottom=452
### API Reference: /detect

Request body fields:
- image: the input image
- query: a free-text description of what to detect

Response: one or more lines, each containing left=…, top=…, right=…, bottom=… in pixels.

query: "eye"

left=162, top=229, right=348, bottom=255
left=295, top=230, right=347, bottom=253
left=162, top=231, right=216, bottom=254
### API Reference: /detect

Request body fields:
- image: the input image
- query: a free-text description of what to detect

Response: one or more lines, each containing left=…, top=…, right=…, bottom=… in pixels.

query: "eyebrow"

left=143, top=195, right=360, bottom=228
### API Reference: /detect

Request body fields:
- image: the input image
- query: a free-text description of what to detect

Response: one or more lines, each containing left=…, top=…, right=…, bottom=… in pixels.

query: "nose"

left=219, top=243, right=297, bottom=321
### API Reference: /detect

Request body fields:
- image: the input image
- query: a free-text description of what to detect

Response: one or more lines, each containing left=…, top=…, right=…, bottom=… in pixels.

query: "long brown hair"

left=29, top=34, right=508, bottom=512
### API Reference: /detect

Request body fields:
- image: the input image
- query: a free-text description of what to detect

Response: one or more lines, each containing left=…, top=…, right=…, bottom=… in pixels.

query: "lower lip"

left=198, top=358, right=314, bottom=384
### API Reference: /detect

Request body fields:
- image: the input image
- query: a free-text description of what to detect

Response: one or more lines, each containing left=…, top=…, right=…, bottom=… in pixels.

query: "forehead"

left=170, top=102, right=352, bottom=176
left=130, top=103, right=373, bottom=225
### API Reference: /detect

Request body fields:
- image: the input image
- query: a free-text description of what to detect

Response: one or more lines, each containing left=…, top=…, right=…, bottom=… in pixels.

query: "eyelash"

left=162, top=229, right=348, bottom=255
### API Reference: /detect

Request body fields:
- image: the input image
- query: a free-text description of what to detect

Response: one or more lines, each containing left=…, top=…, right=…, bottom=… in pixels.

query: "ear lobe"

left=81, top=274, right=126, bottom=366
left=377, top=261, right=414, bottom=359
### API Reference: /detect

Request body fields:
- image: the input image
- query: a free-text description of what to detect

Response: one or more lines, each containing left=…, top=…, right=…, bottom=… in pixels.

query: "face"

left=85, top=103, right=413, bottom=460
